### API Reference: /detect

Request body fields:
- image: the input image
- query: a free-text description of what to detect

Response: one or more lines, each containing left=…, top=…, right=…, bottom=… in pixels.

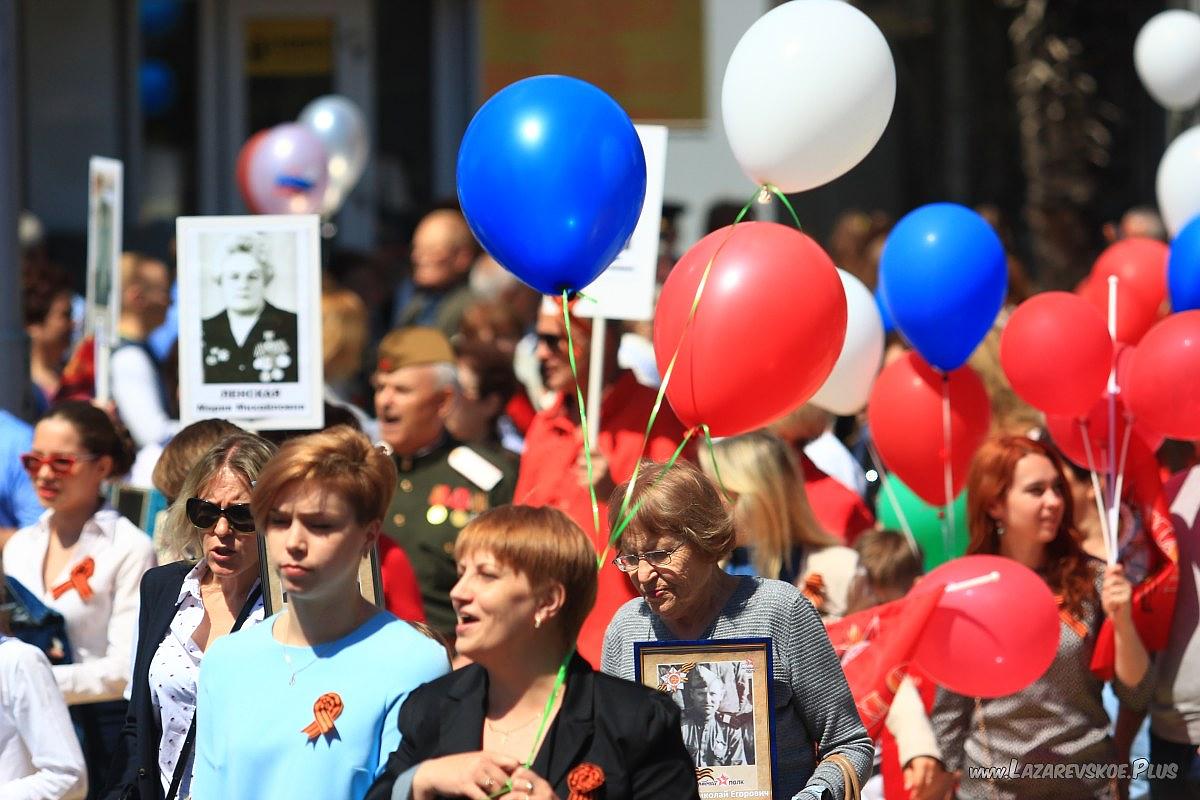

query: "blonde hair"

left=160, top=432, right=277, bottom=561
left=322, top=287, right=368, bottom=381
left=700, top=431, right=838, bottom=579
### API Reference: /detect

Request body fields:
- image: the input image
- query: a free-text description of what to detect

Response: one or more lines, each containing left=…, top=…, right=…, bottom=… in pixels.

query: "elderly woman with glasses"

left=2, top=401, right=156, bottom=799
left=601, top=460, right=873, bottom=800
left=104, top=432, right=275, bottom=800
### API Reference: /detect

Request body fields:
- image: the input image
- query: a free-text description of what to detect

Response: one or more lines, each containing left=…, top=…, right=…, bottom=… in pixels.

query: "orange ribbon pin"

left=301, top=692, right=344, bottom=740
left=51, top=557, right=95, bottom=601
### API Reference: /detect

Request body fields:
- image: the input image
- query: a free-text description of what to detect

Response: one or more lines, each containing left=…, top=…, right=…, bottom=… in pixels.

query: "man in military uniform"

left=374, top=326, right=516, bottom=639
left=201, top=234, right=298, bottom=383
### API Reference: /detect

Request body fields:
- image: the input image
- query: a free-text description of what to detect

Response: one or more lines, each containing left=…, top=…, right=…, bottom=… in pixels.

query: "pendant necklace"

left=485, top=712, right=542, bottom=746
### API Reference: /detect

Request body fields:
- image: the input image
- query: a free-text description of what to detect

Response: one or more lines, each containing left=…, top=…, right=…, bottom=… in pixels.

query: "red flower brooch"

left=567, top=762, right=605, bottom=800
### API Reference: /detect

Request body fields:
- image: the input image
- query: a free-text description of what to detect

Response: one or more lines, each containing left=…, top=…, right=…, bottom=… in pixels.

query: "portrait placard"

left=86, top=157, right=123, bottom=403
left=176, top=215, right=323, bottom=430
left=634, top=638, right=775, bottom=799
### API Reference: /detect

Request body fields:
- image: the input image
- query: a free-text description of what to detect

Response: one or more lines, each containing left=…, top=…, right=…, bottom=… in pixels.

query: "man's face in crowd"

left=534, top=307, right=589, bottom=395
left=373, top=364, right=453, bottom=455
left=411, top=213, right=473, bottom=291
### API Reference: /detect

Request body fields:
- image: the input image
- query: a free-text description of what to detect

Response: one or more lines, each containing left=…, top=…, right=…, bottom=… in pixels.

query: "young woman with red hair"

left=930, top=435, right=1150, bottom=800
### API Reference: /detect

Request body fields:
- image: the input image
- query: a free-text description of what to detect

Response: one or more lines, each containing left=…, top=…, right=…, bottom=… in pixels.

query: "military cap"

left=376, top=326, right=455, bottom=373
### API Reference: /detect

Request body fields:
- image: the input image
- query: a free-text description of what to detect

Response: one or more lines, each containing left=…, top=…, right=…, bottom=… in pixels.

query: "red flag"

left=826, top=585, right=945, bottom=739
left=1090, top=438, right=1180, bottom=679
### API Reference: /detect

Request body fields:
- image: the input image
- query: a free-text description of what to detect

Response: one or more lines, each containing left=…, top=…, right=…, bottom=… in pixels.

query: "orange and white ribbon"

left=301, top=692, right=343, bottom=740
left=51, top=557, right=94, bottom=601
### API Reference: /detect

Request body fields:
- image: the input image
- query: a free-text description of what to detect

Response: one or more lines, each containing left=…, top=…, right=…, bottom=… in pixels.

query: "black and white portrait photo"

left=636, top=639, right=774, bottom=798
left=176, top=214, right=323, bottom=431
left=201, top=234, right=299, bottom=384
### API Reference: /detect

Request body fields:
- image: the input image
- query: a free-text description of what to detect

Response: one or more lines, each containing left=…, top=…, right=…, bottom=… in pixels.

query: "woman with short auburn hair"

left=931, top=435, right=1150, bottom=799
left=601, top=459, right=872, bottom=799
left=192, top=426, right=449, bottom=800
left=368, top=505, right=698, bottom=800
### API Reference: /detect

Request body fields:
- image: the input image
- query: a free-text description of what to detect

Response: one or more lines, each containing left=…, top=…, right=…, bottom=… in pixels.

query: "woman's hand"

left=1100, top=563, right=1134, bottom=623
left=411, top=751, right=520, bottom=800
left=498, top=767, right=556, bottom=800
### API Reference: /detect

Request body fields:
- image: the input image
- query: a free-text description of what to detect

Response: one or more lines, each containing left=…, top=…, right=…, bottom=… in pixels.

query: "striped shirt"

left=601, top=576, right=874, bottom=799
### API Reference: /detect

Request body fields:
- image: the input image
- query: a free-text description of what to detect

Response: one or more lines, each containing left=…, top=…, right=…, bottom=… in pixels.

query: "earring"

left=533, top=616, right=543, bottom=629
left=994, top=519, right=1005, bottom=536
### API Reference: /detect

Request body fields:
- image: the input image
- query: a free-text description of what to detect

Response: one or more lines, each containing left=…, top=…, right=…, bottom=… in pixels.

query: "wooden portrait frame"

left=634, top=637, right=775, bottom=799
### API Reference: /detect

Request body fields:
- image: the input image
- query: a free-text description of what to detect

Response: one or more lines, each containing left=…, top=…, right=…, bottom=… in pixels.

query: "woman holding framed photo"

left=191, top=426, right=449, bottom=799
left=600, top=460, right=872, bottom=800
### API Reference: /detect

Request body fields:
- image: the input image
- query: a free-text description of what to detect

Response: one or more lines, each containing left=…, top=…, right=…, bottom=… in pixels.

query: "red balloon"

left=867, top=352, right=991, bottom=505
left=1091, top=237, right=1169, bottom=312
left=1000, top=292, right=1113, bottom=416
left=912, top=555, right=1060, bottom=698
left=236, top=129, right=270, bottom=214
left=1077, top=274, right=1157, bottom=345
left=1125, top=310, right=1200, bottom=440
left=653, top=222, right=847, bottom=437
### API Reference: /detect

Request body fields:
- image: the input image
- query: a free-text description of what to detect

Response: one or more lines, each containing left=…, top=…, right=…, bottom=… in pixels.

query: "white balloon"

left=810, top=269, right=884, bottom=415
left=298, top=95, right=370, bottom=216
left=1135, top=10, right=1200, bottom=111
left=721, top=0, right=896, bottom=193
left=1156, top=125, right=1200, bottom=236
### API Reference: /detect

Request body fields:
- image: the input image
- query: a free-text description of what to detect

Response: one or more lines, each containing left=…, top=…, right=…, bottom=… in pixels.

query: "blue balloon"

left=1168, top=214, right=1200, bottom=311
left=878, top=203, right=1007, bottom=370
left=457, top=75, right=647, bottom=295
left=139, top=59, right=177, bottom=119
left=874, top=284, right=895, bottom=334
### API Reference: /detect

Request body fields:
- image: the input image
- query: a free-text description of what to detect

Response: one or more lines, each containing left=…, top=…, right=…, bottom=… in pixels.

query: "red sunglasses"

left=19, top=452, right=99, bottom=475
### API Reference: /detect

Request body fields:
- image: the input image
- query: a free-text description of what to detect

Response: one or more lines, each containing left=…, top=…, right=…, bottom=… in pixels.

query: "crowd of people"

left=0, top=201, right=1196, bottom=800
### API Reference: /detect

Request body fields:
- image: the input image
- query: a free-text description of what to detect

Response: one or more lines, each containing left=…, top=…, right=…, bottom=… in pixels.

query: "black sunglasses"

left=185, top=498, right=256, bottom=534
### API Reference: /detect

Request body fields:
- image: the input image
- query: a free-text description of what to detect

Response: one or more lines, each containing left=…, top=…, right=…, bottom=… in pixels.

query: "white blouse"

left=2, top=507, right=157, bottom=704
left=150, top=561, right=264, bottom=796
left=0, top=636, right=87, bottom=799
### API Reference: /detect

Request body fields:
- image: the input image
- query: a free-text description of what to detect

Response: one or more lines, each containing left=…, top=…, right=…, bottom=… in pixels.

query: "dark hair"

left=455, top=339, right=517, bottom=407
left=22, top=258, right=72, bottom=326
left=41, top=401, right=135, bottom=476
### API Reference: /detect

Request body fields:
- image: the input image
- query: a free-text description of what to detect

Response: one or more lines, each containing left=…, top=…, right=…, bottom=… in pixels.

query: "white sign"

left=575, top=124, right=668, bottom=322
left=86, top=157, right=123, bottom=403
left=176, top=215, right=324, bottom=430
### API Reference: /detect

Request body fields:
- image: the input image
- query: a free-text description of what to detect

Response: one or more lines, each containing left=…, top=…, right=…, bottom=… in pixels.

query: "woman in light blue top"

left=192, top=426, right=449, bottom=800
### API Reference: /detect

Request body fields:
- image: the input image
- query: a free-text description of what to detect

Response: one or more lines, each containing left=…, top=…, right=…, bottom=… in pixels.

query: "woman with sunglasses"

left=191, top=426, right=449, bottom=800
left=600, top=460, right=873, bottom=800
left=104, top=431, right=274, bottom=800
left=2, top=401, right=155, bottom=798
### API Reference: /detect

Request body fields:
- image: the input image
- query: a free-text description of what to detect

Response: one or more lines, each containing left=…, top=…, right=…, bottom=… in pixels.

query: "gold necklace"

left=485, top=712, right=542, bottom=745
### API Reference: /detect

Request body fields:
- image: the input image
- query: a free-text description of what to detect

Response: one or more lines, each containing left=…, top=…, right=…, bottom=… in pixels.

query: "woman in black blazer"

left=367, top=506, right=698, bottom=800
left=105, top=432, right=275, bottom=800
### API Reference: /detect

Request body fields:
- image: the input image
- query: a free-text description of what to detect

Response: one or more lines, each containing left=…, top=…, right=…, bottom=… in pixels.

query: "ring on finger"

left=525, top=779, right=535, bottom=792
left=483, top=776, right=495, bottom=790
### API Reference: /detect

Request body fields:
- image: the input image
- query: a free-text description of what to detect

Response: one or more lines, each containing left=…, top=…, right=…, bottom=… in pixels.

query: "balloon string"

left=701, top=424, right=736, bottom=506
left=607, top=185, right=763, bottom=556
left=940, top=373, right=956, bottom=561
left=562, top=290, right=601, bottom=542
left=765, top=184, right=804, bottom=232
left=1109, top=417, right=1135, bottom=560
left=1077, top=418, right=1115, bottom=564
left=865, top=438, right=921, bottom=562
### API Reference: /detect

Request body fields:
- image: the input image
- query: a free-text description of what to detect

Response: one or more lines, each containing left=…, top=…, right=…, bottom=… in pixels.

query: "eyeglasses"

left=185, top=498, right=256, bottom=534
left=612, top=544, right=684, bottom=573
left=536, top=332, right=565, bottom=351
left=19, top=452, right=99, bottom=475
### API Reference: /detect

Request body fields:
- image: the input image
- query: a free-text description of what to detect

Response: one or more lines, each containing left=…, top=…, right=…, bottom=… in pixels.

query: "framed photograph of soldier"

left=86, top=156, right=123, bottom=403
left=634, top=638, right=775, bottom=799
left=176, top=214, right=323, bottom=431
left=260, top=537, right=384, bottom=616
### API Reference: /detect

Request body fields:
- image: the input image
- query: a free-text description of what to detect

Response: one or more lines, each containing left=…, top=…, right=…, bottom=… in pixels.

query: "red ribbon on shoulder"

left=301, top=692, right=343, bottom=740
left=51, top=557, right=95, bottom=601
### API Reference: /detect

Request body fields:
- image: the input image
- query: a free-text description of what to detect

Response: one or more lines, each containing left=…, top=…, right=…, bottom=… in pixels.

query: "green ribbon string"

left=561, top=290, right=602, bottom=541
left=499, top=185, right=798, bottom=796
left=701, top=424, right=736, bottom=506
